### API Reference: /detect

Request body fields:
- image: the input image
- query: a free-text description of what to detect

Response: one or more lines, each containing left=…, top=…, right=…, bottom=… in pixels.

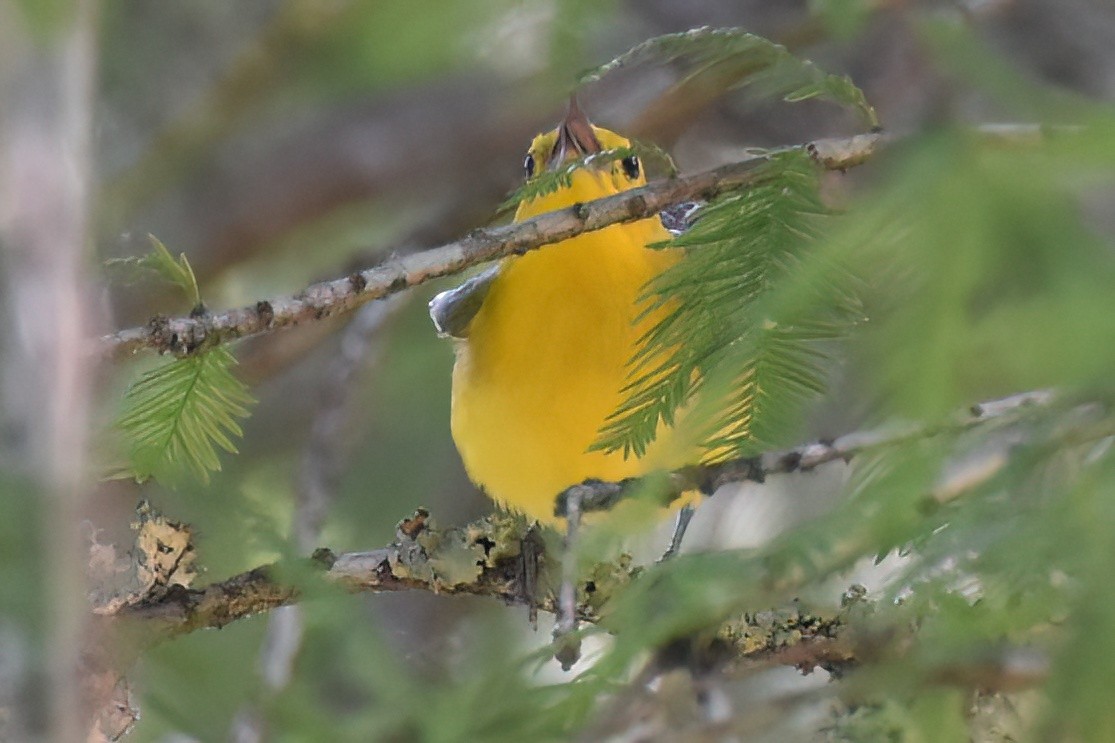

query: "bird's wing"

left=428, top=264, right=502, bottom=339
left=659, top=201, right=704, bottom=236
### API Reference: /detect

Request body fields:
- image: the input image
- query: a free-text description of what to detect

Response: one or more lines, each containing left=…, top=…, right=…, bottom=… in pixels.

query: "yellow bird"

left=432, top=99, right=697, bottom=523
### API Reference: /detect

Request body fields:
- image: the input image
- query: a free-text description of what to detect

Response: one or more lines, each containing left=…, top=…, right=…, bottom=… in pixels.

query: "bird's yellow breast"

left=450, top=166, right=690, bottom=522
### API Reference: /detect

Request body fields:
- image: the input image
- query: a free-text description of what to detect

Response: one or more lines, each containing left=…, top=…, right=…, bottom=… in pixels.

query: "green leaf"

left=105, top=234, right=201, bottom=307
left=117, top=347, right=255, bottom=484
left=578, top=26, right=878, bottom=128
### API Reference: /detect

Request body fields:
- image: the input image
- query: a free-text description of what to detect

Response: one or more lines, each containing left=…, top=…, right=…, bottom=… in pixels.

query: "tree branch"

left=554, top=389, right=1058, bottom=515
left=108, top=389, right=1068, bottom=640
left=97, top=132, right=884, bottom=360
left=112, top=512, right=869, bottom=677
left=114, top=513, right=567, bottom=639
left=89, top=384, right=1105, bottom=725
left=98, top=121, right=1078, bottom=361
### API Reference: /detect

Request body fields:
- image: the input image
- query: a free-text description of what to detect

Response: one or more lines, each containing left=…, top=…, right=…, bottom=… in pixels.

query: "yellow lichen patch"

left=88, top=500, right=197, bottom=615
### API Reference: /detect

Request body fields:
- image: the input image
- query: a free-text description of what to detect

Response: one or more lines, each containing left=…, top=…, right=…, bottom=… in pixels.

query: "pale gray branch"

left=556, top=390, right=1058, bottom=515
left=97, top=131, right=884, bottom=359
left=97, top=122, right=1077, bottom=361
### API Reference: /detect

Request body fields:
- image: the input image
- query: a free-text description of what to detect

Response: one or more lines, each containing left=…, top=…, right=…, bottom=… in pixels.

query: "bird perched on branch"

left=432, top=98, right=698, bottom=523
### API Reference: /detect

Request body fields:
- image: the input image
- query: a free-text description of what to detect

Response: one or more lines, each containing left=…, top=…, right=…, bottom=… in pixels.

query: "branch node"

left=146, top=314, right=173, bottom=355
left=552, top=631, right=582, bottom=672
left=397, top=507, right=430, bottom=539
left=348, top=272, right=367, bottom=294
left=778, top=450, right=803, bottom=473
left=554, top=479, right=629, bottom=517
left=626, top=193, right=648, bottom=219
left=388, top=272, right=408, bottom=293
left=310, top=547, right=336, bottom=568
left=255, top=300, right=275, bottom=328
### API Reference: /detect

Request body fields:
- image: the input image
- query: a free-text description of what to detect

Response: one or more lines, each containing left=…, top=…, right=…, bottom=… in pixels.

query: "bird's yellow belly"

left=451, top=219, right=684, bottom=522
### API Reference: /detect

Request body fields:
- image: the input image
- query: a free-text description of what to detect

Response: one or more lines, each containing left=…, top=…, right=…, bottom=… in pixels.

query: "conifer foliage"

left=111, top=238, right=255, bottom=484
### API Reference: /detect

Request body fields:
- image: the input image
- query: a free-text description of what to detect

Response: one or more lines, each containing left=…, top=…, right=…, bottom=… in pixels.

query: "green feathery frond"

left=117, top=346, right=255, bottom=484
left=579, top=26, right=878, bottom=128
left=110, top=237, right=255, bottom=484
left=105, top=234, right=202, bottom=307
left=594, top=150, right=862, bottom=459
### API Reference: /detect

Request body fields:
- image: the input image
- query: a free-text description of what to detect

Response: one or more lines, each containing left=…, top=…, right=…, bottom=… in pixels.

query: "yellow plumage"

left=446, top=103, right=696, bottom=522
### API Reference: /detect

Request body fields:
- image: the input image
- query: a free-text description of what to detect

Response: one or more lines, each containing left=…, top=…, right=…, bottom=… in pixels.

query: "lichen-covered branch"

left=97, top=132, right=884, bottom=359
left=87, top=383, right=1099, bottom=739
left=107, top=389, right=1065, bottom=641
left=108, top=509, right=872, bottom=678
left=110, top=511, right=566, bottom=638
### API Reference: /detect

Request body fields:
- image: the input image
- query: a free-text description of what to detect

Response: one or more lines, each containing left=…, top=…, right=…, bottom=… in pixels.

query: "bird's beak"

left=550, top=95, right=602, bottom=169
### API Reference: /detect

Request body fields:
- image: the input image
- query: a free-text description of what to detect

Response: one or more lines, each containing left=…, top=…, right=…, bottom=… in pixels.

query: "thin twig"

left=555, top=390, right=1057, bottom=515
left=96, top=132, right=885, bottom=360
left=232, top=297, right=402, bottom=741
left=658, top=505, right=696, bottom=562
left=553, top=487, right=585, bottom=671
left=294, top=297, right=403, bottom=550
left=95, top=387, right=1109, bottom=716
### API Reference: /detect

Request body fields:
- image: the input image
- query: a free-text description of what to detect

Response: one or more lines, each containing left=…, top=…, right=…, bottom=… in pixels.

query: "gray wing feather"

left=659, top=201, right=704, bottom=235
left=431, top=201, right=701, bottom=340
left=428, top=264, right=501, bottom=339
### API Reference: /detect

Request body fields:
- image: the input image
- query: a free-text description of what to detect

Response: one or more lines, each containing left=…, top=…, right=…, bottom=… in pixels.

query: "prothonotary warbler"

left=432, top=98, right=700, bottom=523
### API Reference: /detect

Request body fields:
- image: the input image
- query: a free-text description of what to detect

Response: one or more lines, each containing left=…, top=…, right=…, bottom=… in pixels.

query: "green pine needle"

left=593, top=150, right=863, bottom=459
left=117, top=347, right=255, bottom=484
left=105, top=234, right=202, bottom=307
left=579, top=26, right=878, bottom=128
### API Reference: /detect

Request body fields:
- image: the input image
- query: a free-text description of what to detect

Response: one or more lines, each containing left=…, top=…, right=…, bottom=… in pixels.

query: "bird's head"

left=519, top=97, right=646, bottom=208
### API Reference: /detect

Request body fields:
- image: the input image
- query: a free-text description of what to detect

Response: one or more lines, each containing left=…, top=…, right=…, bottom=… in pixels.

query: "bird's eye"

left=524, top=153, right=536, bottom=179
left=621, top=154, right=640, bottom=180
